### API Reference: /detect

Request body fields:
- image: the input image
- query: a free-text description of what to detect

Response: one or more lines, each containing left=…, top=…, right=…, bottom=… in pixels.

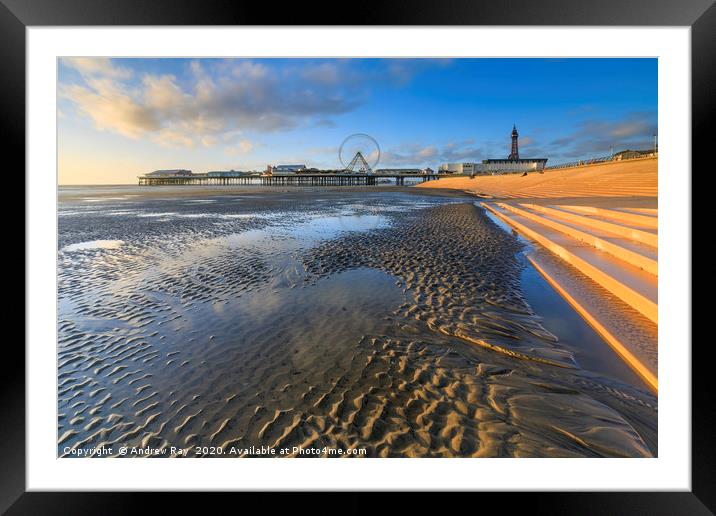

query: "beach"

left=58, top=186, right=657, bottom=458
left=417, top=157, right=658, bottom=204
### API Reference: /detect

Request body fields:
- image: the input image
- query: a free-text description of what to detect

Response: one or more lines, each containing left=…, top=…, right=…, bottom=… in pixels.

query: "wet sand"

left=58, top=187, right=656, bottom=457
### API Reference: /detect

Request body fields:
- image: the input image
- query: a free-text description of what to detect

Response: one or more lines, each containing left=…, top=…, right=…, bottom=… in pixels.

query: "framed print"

left=6, top=0, right=710, bottom=512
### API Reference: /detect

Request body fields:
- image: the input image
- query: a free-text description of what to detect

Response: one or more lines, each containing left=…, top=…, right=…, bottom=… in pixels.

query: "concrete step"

left=614, top=207, right=658, bottom=217
left=526, top=251, right=657, bottom=392
left=519, top=203, right=658, bottom=249
left=499, top=190, right=658, bottom=200
left=482, top=202, right=658, bottom=324
left=497, top=203, right=658, bottom=276
left=557, top=205, right=658, bottom=230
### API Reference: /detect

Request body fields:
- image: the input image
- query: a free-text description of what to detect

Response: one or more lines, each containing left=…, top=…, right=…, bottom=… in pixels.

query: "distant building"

left=440, top=159, right=547, bottom=175
left=480, top=158, right=548, bottom=173
left=613, top=149, right=655, bottom=161
left=439, top=163, right=481, bottom=175
left=480, top=125, right=547, bottom=173
left=206, top=170, right=252, bottom=177
left=144, top=169, right=193, bottom=177
left=272, top=164, right=307, bottom=175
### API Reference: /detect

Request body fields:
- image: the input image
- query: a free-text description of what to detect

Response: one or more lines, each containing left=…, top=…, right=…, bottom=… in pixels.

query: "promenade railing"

left=545, top=152, right=657, bottom=170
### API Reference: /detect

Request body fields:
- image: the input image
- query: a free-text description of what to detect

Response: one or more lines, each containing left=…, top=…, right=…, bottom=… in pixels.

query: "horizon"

left=58, top=57, right=657, bottom=185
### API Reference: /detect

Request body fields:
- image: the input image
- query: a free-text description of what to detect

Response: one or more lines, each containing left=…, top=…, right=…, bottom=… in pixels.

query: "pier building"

left=271, top=164, right=307, bottom=175
left=144, top=169, right=193, bottom=178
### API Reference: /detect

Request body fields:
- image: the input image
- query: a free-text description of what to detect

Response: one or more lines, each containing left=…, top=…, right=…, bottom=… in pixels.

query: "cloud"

left=301, top=63, right=340, bottom=85
left=143, top=75, right=186, bottom=111
left=545, top=111, right=657, bottom=159
left=59, top=58, right=367, bottom=148
left=453, top=114, right=658, bottom=164
left=379, top=140, right=484, bottom=167
left=519, top=136, right=535, bottom=146
left=377, top=131, right=554, bottom=168
left=436, top=139, right=487, bottom=163
left=200, top=135, right=218, bottom=147
left=383, top=58, right=454, bottom=86
left=154, top=128, right=194, bottom=148
left=224, top=139, right=254, bottom=156
left=379, top=144, right=433, bottom=166
left=61, top=79, right=159, bottom=138
left=62, top=57, right=132, bottom=79
left=577, top=113, right=656, bottom=141
left=314, top=119, right=337, bottom=128
left=417, top=146, right=438, bottom=159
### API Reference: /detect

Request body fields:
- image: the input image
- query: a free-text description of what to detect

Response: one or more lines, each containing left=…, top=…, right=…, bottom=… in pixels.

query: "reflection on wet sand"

left=58, top=189, right=656, bottom=457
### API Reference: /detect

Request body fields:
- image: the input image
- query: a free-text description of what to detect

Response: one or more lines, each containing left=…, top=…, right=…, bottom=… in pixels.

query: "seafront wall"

left=417, top=157, right=657, bottom=200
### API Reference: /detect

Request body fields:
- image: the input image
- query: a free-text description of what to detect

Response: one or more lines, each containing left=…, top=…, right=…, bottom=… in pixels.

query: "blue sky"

left=58, top=57, right=657, bottom=184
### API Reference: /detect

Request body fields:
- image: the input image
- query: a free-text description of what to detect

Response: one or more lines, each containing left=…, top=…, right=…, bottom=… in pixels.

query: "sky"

left=58, top=58, right=657, bottom=185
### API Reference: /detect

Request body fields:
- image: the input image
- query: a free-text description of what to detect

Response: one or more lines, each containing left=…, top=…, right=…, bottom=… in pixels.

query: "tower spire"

left=509, top=124, right=519, bottom=160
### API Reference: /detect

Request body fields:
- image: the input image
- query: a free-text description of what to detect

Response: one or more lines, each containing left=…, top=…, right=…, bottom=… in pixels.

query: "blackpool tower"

left=508, top=124, right=520, bottom=160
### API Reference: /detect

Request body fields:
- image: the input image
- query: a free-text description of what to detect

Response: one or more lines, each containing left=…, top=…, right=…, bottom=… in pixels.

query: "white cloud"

left=380, top=141, right=482, bottom=167
left=62, top=57, right=132, bottom=79
left=60, top=58, right=364, bottom=149
left=61, top=79, right=159, bottom=138
left=520, top=136, right=535, bottom=146
left=545, top=111, right=657, bottom=159
left=417, top=146, right=438, bottom=159
left=224, top=139, right=254, bottom=156
left=200, top=135, right=218, bottom=147
left=143, top=75, right=186, bottom=111
left=152, top=128, right=195, bottom=148
left=301, top=63, right=340, bottom=85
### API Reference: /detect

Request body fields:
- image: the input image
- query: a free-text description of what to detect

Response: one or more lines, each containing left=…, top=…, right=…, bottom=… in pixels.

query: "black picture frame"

left=5, top=0, right=708, bottom=512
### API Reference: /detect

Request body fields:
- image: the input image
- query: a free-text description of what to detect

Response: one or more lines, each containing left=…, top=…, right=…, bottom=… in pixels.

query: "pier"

left=138, top=173, right=442, bottom=187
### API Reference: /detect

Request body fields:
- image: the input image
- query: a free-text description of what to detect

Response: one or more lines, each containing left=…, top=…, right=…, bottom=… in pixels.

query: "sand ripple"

left=58, top=193, right=656, bottom=458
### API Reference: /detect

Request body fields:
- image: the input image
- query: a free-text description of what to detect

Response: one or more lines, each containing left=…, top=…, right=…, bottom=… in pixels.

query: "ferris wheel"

left=339, top=133, right=381, bottom=174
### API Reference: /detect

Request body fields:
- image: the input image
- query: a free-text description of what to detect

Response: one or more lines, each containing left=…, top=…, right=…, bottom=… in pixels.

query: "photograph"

left=56, top=56, right=660, bottom=459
